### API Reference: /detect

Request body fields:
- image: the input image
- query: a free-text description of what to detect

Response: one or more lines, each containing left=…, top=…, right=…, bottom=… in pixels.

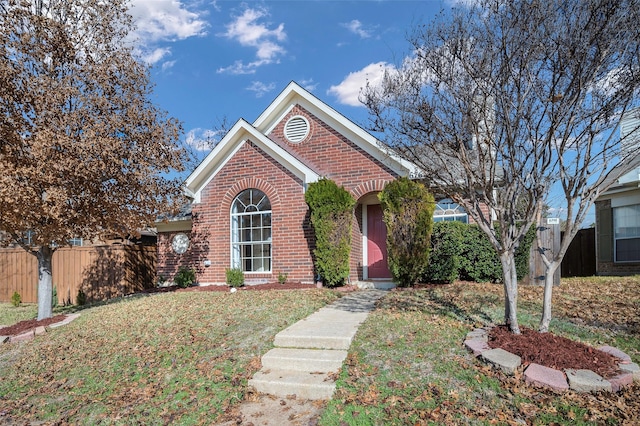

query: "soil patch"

left=488, top=325, right=621, bottom=378
left=0, top=314, right=67, bottom=337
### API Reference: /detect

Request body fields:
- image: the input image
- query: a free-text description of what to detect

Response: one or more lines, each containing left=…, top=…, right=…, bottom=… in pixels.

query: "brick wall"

left=270, top=106, right=399, bottom=283
left=158, top=105, right=416, bottom=285
left=181, top=140, right=315, bottom=284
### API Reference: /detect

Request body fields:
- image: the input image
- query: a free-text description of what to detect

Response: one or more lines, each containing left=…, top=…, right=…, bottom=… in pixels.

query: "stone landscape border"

left=0, top=314, right=81, bottom=344
left=464, top=328, right=640, bottom=393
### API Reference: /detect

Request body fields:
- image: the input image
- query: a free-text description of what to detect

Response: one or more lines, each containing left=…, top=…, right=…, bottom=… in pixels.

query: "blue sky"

left=127, top=0, right=585, bottom=223
left=128, top=0, right=454, bottom=156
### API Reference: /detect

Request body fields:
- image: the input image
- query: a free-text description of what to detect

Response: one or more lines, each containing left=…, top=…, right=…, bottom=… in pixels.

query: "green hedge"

left=422, top=222, right=535, bottom=284
left=379, top=177, right=435, bottom=287
left=423, top=221, right=465, bottom=283
left=305, top=178, right=356, bottom=287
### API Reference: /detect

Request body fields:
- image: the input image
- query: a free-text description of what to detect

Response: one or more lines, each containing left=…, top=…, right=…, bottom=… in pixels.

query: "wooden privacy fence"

left=0, top=245, right=156, bottom=304
left=529, top=223, right=597, bottom=284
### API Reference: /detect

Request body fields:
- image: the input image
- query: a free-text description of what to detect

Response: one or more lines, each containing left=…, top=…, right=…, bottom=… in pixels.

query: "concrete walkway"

left=248, top=289, right=386, bottom=400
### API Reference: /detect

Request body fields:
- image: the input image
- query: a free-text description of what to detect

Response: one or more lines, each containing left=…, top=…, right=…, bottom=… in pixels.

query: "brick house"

left=157, top=82, right=472, bottom=286
left=595, top=110, right=640, bottom=275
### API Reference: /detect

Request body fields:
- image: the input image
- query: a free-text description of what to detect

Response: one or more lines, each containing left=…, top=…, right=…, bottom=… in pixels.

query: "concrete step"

left=248, top=369, right=336, bottom=400
left=261, top=348, right=348, bottom=373
left=274, top=329, right=355, bottom=350
left=274, top=314, right=364, bottom=350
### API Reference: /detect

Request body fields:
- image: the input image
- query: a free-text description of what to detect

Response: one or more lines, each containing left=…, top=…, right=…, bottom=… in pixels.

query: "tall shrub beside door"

left=305, top=178, right=356, bottom=287
left=379, top=177, right=435, bottom=287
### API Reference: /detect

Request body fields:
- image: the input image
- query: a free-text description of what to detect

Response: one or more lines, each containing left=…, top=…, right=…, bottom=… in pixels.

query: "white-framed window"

left=433, top=199, right=468, bottom=223
left=614, top=204, right=640, bottom=262
left=231, top=189, right=272, bottom=272
left=68, top=237, right=83, bottom=247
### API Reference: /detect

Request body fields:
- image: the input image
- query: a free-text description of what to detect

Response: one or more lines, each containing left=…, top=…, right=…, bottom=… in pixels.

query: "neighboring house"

left=595, top=111, right=640, bottom=275
left=156, top=82, right=482, bottom=286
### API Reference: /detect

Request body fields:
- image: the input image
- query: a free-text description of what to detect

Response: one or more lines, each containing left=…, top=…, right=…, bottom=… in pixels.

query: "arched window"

left=433, top=199, right=468, bottom=223
left=231, top=189, right=272, bottom=272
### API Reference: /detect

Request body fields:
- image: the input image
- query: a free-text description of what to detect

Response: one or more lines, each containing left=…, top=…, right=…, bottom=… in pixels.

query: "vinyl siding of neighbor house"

left=596, top=199, right=613, bottom=263
left=594, top=110, right=640, bottom=275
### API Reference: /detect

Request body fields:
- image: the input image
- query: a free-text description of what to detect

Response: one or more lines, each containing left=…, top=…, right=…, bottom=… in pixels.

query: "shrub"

left=76, top=289, right=86, bottom=306
left=52, top=286, right=58, bottom=309
left=10, top=291, right=21, bottom=307
left=379, top=177, right=435, bottom=287
left=305, top=178, right=356, bottom=287
left=174, top=266, right=196, bottom=288
left=515, top=225, right=536, bottom=281
left=225, top=268, right=245, bottom=288
left=458, top=224, right=535, bottom=283
left=423, top=221, right=465, bottom=283
left=459, top=225, right=502, bottom=283
left=277, top=271, right=288, bottom=285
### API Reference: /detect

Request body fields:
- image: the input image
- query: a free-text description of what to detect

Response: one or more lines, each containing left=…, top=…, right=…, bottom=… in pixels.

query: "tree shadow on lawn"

left=379, top=285, right=496, bottom=326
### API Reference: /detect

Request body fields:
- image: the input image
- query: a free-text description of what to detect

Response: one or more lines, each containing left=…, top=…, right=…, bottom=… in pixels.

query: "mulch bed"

left=0, top=314, right=67, bottom=337
left=488, top=325, right=621, bottom=379
left=146, top=281, right=320, bottom=293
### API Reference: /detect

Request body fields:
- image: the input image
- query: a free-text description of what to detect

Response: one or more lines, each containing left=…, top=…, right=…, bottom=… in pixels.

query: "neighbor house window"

left=68, top=237, right=83, bottom=247
left=231, top=189, right=272, bottom=272
left=433, top=199, right=468, bottom=223
left=614, top=204, right=640, bottom=262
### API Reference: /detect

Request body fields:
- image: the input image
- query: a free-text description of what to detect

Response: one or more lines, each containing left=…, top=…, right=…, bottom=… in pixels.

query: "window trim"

left=433, top=199, right=469, bottom=224
left=230, top=188, right=272, bottom=273
left=613, top=203, right=640, bottom=263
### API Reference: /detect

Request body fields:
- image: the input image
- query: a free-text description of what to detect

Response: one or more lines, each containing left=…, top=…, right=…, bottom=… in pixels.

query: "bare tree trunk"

left=36, top=246, right=54, bottom=320
left=500, top=252, right=520, bottom=334
left=539, top=261, right=560, bottom=332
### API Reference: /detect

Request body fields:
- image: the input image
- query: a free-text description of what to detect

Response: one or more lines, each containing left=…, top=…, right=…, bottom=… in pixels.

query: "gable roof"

left=254, top=81, right=419, bottom=177
left=185, top=119, right=320, bottom=203
left=185, top=81, right=420, bottom=203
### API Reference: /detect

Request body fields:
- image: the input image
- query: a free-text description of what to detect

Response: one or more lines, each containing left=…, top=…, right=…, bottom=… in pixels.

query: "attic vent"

left=284, top=116, right=309, bottom=143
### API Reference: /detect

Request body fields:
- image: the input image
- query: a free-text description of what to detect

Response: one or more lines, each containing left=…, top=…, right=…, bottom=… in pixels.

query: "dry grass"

left=0, top=289, right=339, bottom=424
left=322, top=276, right=640, bottom=425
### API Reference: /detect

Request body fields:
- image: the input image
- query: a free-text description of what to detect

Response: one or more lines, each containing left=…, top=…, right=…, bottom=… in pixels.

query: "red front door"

left=367, top=204, right=391, bottom=278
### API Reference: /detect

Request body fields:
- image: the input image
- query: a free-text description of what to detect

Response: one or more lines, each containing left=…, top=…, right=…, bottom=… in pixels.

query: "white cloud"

left=142, top=47, right=172, bottom=64
left=218, top=6, right=286, bottom=74
left=129, top=0, right=208, bottom=65
left=246, top=81, right=276, bottom=98
left=341, top=19, right=373, bottom=39
left=130, top=0, right=208, bottom=42
left=161, top=60, right=176, bottom=71
left=328, top=62, right=397, bottom=107
left=185, top=128, right=222, bottom=152
left=299, top=79, right=318, bottom=92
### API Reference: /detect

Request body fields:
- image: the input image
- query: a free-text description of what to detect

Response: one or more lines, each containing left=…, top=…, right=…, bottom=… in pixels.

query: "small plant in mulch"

left=174, top=266, right=196, bottom=288
left=76, top=289, right=87, bottom=306
left=225, top=267, right=245, bottom=288
left=10, top=292, right=21, bottom=307
left=277, top=271, right=288, bottom=285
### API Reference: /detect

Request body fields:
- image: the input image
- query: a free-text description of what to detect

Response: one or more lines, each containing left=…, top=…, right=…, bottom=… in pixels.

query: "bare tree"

left=0, top=0, right=190, bottom=319
left=363, top=0, right=640, bottom=334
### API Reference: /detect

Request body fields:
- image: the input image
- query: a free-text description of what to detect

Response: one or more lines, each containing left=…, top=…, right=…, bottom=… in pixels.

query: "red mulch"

left=150, top=281, right=320, bottom=293
left=488, top=325, right=621, bottom=378
left=142, top=281, right=358, bottom=294
left=0, top=314, right=67, bottom=337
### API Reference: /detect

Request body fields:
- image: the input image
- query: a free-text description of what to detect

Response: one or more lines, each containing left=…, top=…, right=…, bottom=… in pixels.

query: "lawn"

left=322, top=276, right=640, bottom=425
left=1, top=277, right=638, bottom=425
left=0, top=289, right=340, bottom=424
